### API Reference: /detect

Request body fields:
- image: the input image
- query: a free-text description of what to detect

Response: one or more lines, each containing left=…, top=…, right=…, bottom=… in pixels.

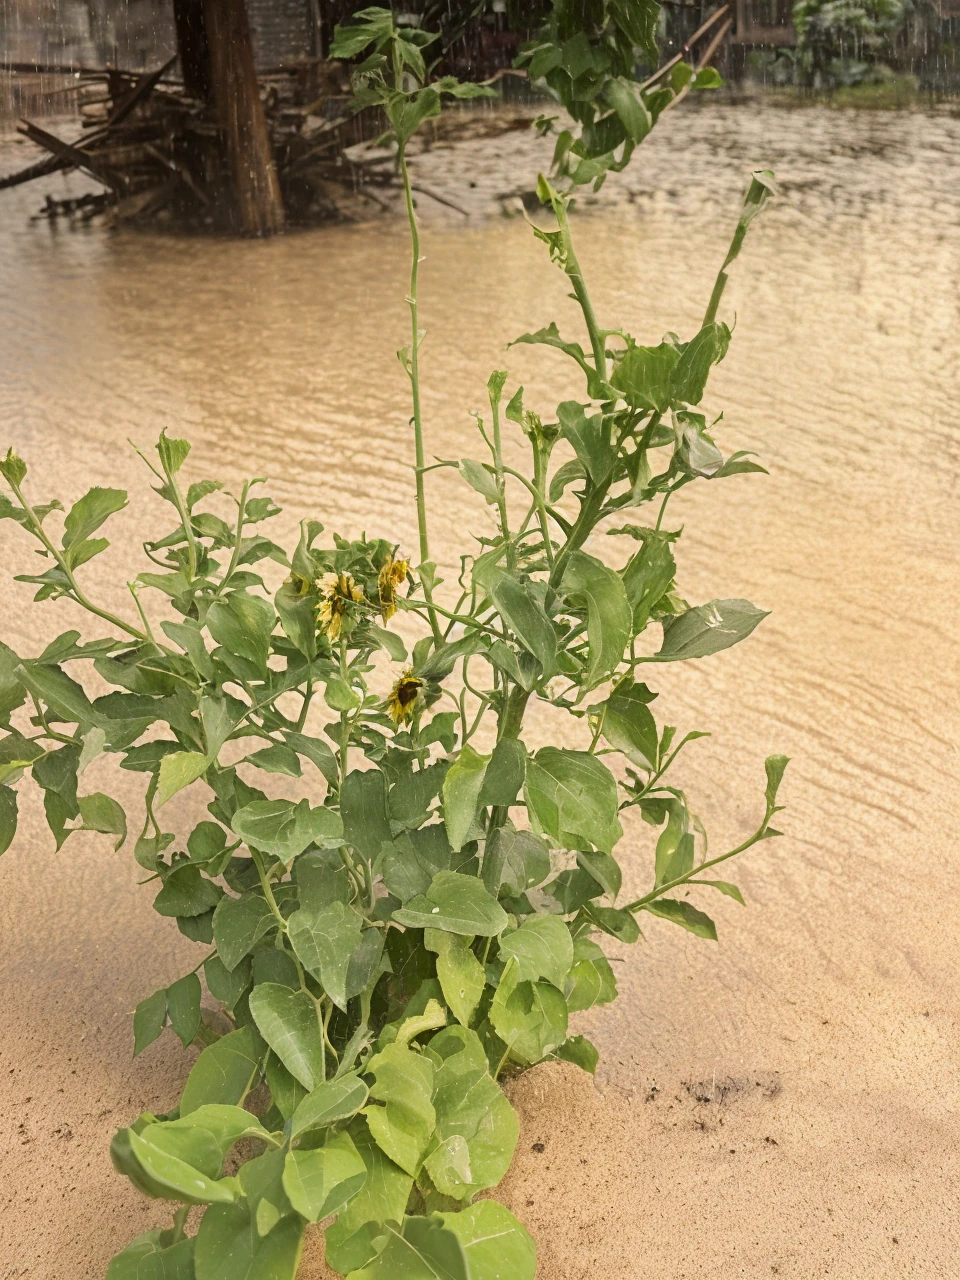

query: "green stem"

left=623, top=825, right=772, bottom=913
left=252, top=850, right=287, bottom=931
left=217, top=479, right=251, bottom=594
left=554, top=197, right=606, bottom=380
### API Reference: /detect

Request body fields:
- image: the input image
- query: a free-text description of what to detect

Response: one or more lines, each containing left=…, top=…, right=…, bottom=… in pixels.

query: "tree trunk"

left=172, top=0, right=211, bottom=102
left=202, top=0, right=285, bottom=236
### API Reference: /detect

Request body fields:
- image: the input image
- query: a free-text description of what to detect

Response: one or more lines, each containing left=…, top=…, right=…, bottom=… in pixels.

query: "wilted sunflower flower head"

left=378, top=556, right=410, bottom=621
left=387, top=670, right=423, bottom=725
left=316, top=571, right=364, bottom=641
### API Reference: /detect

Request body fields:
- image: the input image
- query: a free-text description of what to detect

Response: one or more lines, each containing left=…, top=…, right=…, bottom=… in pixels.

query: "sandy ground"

left=1, top=102, right=959, bottom=1278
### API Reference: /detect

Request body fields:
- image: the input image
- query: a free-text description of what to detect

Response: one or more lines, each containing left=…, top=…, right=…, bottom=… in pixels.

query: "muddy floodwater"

left=1, top=102, right=959, bottom=1278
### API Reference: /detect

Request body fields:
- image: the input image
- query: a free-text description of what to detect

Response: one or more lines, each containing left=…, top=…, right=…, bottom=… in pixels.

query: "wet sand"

left=1, top=102, right=959, bottom=1278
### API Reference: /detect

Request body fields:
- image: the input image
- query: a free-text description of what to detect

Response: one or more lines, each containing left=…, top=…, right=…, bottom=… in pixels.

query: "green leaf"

left=597, top=680, right=659, bottom=770
left=206, top=592, right=275, bottom=674
left=557, top=402, right=615, bottom=484
left=524, top=747, right=622, bottom=854
left=368, top=623, right=407, bottom=662
left=77, top=791, right=127, bottom=849
left=695, top=879, right=746, bottom=905
left=458, top=458, right=500, bottom=505
left=14, top=661, right=101, bottom=728
left=393, top=871, right=508, bottom=938
left=342, top=769, right=391, bottom=859
left=565, top=936, right=618, bottom=1012
left=157, top=751, right=210, bottom=807
left=484, top=571, right=556, bottom=679
left=642, top=898, right=718, bottom=939
left=154, top=865, right=223, bottom=918
left=248, top=983, right=324, bottom=1091
left=555, top=1034, right=599, bottom=1074
left=107, top=1232, right=195, bottom=1280
left=290, top=1072, right=369, bottom=1140
left=283, top=731, right=338, bottom=785
left=134, top=988, right=168, bottom=1056
left=213, top=894, right=275, bottom=972
left=194, top=1202, right=304, bottom=1280
left=287, top=899, right=364, bottom=1011
left=603, top=77, right=652, bottom=143
left=442, top=745, right=490, bottom=853
left=610, top=342, right=679, bottom=413
left=657, top=598, right=768, bottom=661
left=61, top=486, right=127, bottom=564
left=180, top=1025, right=262, bottom=1116
left=325, top=1121, right=413, bottom=1276
left=204, top=955, right=251, bottom=1010
left=438, top=1200, right=537, bottom=1280
left=128, top=1127, right=239, bottom=1205
left=489, top=958, right=568, bottom=1066
left=166, top=973, right=202, bottom=1047
left=282, top=1130, right=367, bottom=1222
left=492, top=827, right=551, bottom=898
left=242, top=744, right=302, bottom=777
left=325, top=677, right=360, bottom=711
left=424, top=930, right=484, bottom=1028
left=157, top=431, right=190, bottom=475
left=670, top=322, right=730, bottom=406
left=620, top=530, right=677, bottom=632
left=0, top=446, right=27, bottom=486
left=0, top=785, right=16, bottom=856
left=563, top=551, right=631, bottom=688
left=765, top=754, right=790, bottom=809
left=231, top=798, right=342, bottom=864
left=425, top=1025, right=519, bottom=1200
left=345, top=1215, right=468, bottom=1279
left=498, top=916, right=573, bottom=989
left=587, top=903, right=640, bottom=943
left=478, top=738, right=526, bottom=809
left=577, top=848, right=622, bottom=898
left=362, top=1040, right=436, bottom=1177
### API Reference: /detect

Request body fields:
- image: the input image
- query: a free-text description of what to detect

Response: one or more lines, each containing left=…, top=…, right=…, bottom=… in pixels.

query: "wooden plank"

left=16, top=119, right=123, bottom=191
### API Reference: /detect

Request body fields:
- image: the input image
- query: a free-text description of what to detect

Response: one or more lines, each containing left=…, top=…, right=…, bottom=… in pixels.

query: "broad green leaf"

left=484, top=571, right=556, bottom=679
left=345, top=1215, right=468, bottom=1280
left=77, top=791, right=127, bottom=849
left=194, top=1202, right=304, bottom=1280
left=154, top=865, right=223, bottom=918
left=620, top=530, right=676, bottom=632
left=107, top=1232, right=195, bottom=1280
left=134, top=988, right=168, bottom=1056
left=362, top=1040, right=436, bottom=1177
left=425, top=1025, right=519, bottom=1200
left=489, top=958, right=568, bottom=1066
left=563, top=551, right=631, bottom=688
left=290, top=1072, right=369, bottom=1140
left=424, top=930, right=484, bottom=1027
left=458, top=458, right=500, bottom=505
left=248, top=983, right=324, bottom=1091
left=324, top=1121, right=413, bottom=1276
left=206, top=592, right=275, bottom=674
left=231, top=798, right=342, bottom=863
left=555, top=1034, right=599, bottom=1073
left=166, top=973, right=202, bottom=1047
left=443, top=745, right=490, bottom=853
left=62, top=486, right=127, bottom=552
left=611, top=342, right=679, bottom=413
left=204, top=955, right=252, bottom=1010
left=597, top=681, right=658, bottom=770
left=556, top=401, right=615, bottom=484
left=393, top=871, right=508, bottom=938
left=342, top=769, right=391, bottom=859
left=14, top=661, right=100, bottom=728
left=287, top=899, right=364, bottom=1011
left=157, top=751, right=210, bottom=807
left=670, top=322, right=730, bottom=406
left=180, top=1025, right=262, bottom=1116
left=283, top=731, right=338, bottom=785
left=236, top=1147, right=292, bottom=1240
left=492, top=827, right=551, bottom=898
left=604, top=76, right=652, bottom=143
left=213, top=893, right=275, bottom=971
left=295, top=849, right=352, bottom=909
left=587, top=903, right=641, bottom=943
left=438, top=1200, right=537, bottom=1280
left=524, top=747, right=622, bottom=854
left=657, top=599, right=768, bottom=661
left=477, top=738, right=526, bottom=809
left=368, top=622, right=407, bottom=662
left=128, top=1127, right=239, bottom=1205
left=242, top=744, right=302, bottom=777
left=577, top=848, right=622, bottom=898
left=498, top=916, right=573, bottom=989
left=0, top=784, right=17, bottom=856
left=642, top=898, right=718, bottom=939
left=282, top=1130, right=367, bottom=1222
left=325, top=677, right=360, bottom=711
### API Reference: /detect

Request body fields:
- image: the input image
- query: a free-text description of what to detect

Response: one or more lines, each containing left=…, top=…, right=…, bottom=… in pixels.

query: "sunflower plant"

left=0, top=5, right=787, bottom=1278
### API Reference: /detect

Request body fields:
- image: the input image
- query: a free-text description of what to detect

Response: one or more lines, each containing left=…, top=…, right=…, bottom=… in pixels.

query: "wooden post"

left=172, top=0, right=211, bottom=101
left=202, top=0, right=285, bottom=236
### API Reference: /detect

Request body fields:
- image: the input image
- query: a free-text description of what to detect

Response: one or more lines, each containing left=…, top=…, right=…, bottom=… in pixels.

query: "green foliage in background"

left=0, top=4, right=787, bottom=1277
left=793, top=0, right=910, bottom=86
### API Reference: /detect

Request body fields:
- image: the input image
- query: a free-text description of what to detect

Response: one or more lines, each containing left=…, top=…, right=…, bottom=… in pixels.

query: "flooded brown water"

left=1, top=103, right=959, bottom=1278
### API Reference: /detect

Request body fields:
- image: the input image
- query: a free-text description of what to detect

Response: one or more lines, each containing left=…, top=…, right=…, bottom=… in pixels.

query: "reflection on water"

left=1, top=103, right=960, bottom=1277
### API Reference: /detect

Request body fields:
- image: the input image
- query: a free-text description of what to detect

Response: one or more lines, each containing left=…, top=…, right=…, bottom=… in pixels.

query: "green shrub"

left=0, top=5, right=786, bottom=1276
